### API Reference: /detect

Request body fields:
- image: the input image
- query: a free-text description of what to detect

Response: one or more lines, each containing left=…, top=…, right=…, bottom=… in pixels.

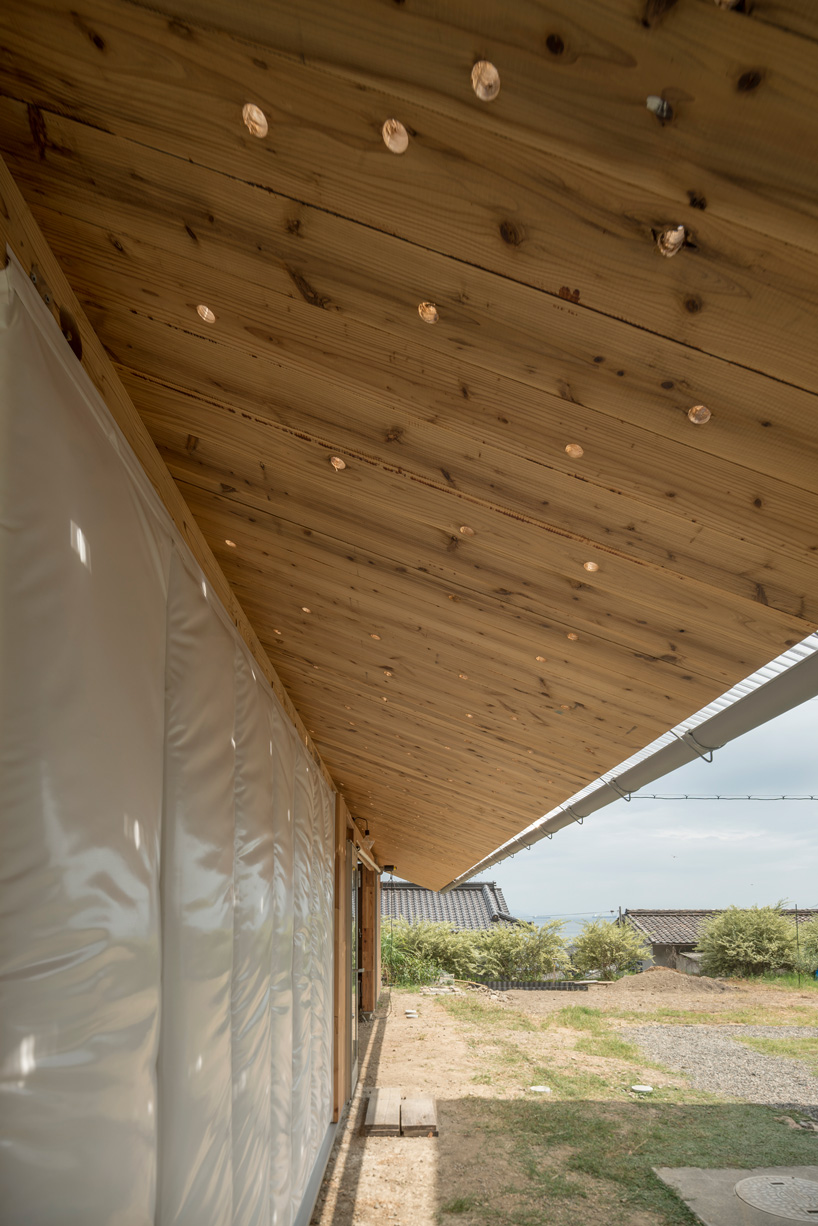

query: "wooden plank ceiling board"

left=2, top=0, right=817, bottom=887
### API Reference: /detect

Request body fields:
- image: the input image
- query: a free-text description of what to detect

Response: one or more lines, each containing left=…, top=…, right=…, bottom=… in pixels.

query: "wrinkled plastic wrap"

left=269, top=701, right=296, bottom=1226
left=157, top=552, right=237, bottom=1226
left=0, top=256, right=170, bottom=1224
left=232, top=651, right=275, bottom=1226
left=0, top=254, right=336, bottom=1226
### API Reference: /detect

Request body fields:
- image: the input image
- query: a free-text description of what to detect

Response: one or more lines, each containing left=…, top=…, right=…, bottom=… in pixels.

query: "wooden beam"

left=351, top=835, right=380, bottom=877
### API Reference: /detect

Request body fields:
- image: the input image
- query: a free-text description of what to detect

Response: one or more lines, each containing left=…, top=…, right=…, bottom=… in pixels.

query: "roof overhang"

left=1, top=0, right=817, bottom=886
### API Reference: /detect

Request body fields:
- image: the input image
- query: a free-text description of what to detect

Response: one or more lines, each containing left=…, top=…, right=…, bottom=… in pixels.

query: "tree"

left=571, top=919, right=650, bottom=980
left=473, top=920, right=571, bottom=981
left=696, top=905, right=796, bottom=978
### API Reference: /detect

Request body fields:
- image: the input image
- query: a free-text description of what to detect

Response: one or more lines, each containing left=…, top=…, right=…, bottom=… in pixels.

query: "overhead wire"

left=630, top=794, right=818, bottom=801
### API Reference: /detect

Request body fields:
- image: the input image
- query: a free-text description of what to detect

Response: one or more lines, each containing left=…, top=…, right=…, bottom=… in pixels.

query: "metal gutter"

left=440, top=634, right=818, bottom=891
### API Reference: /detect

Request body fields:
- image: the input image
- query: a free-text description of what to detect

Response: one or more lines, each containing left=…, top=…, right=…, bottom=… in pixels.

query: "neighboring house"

left=620, top=909, right=818, bottom=971
left=381, top=880, right=520, bottom=930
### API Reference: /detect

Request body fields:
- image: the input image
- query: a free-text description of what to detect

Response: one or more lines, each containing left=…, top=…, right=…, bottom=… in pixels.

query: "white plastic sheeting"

left=0, top=253, right=335, bottom=1226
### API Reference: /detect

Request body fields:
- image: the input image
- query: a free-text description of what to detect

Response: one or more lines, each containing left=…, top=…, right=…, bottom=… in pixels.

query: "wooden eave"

left=1, top=0, right=816, bottom=887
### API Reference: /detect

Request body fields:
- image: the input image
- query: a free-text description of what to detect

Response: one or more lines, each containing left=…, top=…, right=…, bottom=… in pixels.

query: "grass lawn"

left=753, top=973, right=818, bottom=992
left=735, top=1033, right=818, bottom=1074
left=462, top=1098, right=818, bottom=1226
left=436, top=994, right=818, bottom=1226
left=607, top=1003, right=818, bottom=1026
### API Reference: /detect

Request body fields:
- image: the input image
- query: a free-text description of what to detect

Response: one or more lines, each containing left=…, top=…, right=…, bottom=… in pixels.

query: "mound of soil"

left=608, top=968, right=730, bottom=994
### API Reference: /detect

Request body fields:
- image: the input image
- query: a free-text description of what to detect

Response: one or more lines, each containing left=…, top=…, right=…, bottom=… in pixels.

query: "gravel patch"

left=626, top=1025, right=818, bottom=1116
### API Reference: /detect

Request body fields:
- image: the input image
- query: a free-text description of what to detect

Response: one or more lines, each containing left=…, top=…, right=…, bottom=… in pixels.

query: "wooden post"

left=374, top=871, right=382, bottom=1007
left=332, top=794, right=350, bottom=1120
left=360, top=865, right=378, bottom=1013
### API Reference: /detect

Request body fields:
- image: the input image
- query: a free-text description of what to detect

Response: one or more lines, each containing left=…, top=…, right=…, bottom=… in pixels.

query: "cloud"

left=491, top=692, right=818, bottom=914
left=648, top=827, right=764, bottom=842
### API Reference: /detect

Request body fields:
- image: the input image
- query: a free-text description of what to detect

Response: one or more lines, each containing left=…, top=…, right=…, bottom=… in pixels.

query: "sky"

left=489, top=693, right=818, bottom=920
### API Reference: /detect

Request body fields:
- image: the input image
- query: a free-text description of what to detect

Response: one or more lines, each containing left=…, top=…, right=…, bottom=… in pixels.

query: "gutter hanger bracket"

left=675, top=729, right=716, bottom=764
left=605, top=777, right=631, bottom=802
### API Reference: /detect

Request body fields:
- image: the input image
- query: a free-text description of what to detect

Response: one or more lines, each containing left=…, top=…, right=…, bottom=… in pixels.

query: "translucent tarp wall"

left=0, top=256, right=335, bottom=1226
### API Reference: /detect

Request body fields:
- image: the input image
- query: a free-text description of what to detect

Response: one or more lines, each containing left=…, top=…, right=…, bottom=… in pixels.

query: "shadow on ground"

left=311, top=993, right=389, bottom=1223
left=433, top=1099, right=818, bottom=1226
left=313, top=991, right=818, bottom=1226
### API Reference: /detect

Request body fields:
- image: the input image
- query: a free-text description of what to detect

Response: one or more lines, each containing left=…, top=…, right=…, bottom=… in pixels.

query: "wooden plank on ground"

left=401, top=1096, right=438, bottom=1137
left=364, top=1087, right=403, bottom=1136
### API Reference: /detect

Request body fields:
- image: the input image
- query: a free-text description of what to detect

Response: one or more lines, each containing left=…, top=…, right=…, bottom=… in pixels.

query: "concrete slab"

left=654, top=1167, right=818, bottom=1226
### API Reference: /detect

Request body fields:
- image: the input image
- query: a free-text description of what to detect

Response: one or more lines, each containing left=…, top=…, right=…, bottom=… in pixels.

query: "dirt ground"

left=311, top=974, right=818, bottom=1226
left=505, top=969, right=818, bottom=1017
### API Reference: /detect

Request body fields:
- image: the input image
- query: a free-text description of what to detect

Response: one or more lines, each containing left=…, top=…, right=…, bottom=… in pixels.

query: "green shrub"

left=380, top=917, right=573, bottom=985
left=571, top=919, right=650, bottom=980
left=473, top=920, right=571, bottom=981
left=696, top=905, right=796, bottom=977
left=795, top=915, right=818, bottom=974
left=381, top=918, right=477, bottom=984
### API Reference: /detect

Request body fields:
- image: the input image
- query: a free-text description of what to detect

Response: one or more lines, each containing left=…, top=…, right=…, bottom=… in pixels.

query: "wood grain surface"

left=1, top=0, right=816, bottom=886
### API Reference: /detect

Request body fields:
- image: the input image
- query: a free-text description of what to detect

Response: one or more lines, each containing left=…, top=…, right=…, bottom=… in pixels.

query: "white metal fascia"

left=440, top=634, right=818, bottom=892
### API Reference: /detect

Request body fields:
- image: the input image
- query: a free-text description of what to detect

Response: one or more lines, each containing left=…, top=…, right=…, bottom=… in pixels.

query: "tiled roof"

left=381, top=880, right=518, bottom=930
left=623, top=909, right=818, bottom=946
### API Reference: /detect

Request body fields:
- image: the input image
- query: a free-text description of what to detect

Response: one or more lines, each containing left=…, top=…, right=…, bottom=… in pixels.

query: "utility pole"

left=795, top=902, right=801, bottom=988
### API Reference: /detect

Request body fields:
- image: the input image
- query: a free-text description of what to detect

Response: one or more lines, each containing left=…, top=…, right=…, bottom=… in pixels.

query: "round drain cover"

left=734, top=1176, right=818, bottom=1222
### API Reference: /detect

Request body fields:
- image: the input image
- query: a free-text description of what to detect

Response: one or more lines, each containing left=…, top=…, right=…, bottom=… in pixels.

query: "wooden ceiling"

left=2, top=0, right=817, bottom=887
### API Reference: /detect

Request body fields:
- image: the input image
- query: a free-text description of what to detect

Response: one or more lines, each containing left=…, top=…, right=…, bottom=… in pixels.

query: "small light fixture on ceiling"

left=301, top=606, right=311, bottom=613
left=382, top=696, right=388, bottom=702
left=459, top=525, right=475, bottom=536
left=567, top=632, right=579, bottom=641
left=197, top=304, right=216, bottom=323
left=381, top=118, right=409, bottom=154
left=535, top=655, right=546, bottom=662
left=330, top=456, right=346, bottom=471
left=656, top=225, right=686, bottom=257
left=384, top=670, right=392, bottom=677
left=583, top=561, right=599, bottom=572
left=418, top=301, right=439, bottom=323
left=370, top=633, right=381, bottom=640
left=565, top=443, right=584, bottom=459
left=471, top=60, right=501, bottom=101
left=242, top=103, right=268, bottom=138
left=688, top=404, right=712, bottom=424
left=225, top=539, right=236, bottom=548
left=466, top=713, right=473, bottom=718
left=459, top=673, right=468, bottom=680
